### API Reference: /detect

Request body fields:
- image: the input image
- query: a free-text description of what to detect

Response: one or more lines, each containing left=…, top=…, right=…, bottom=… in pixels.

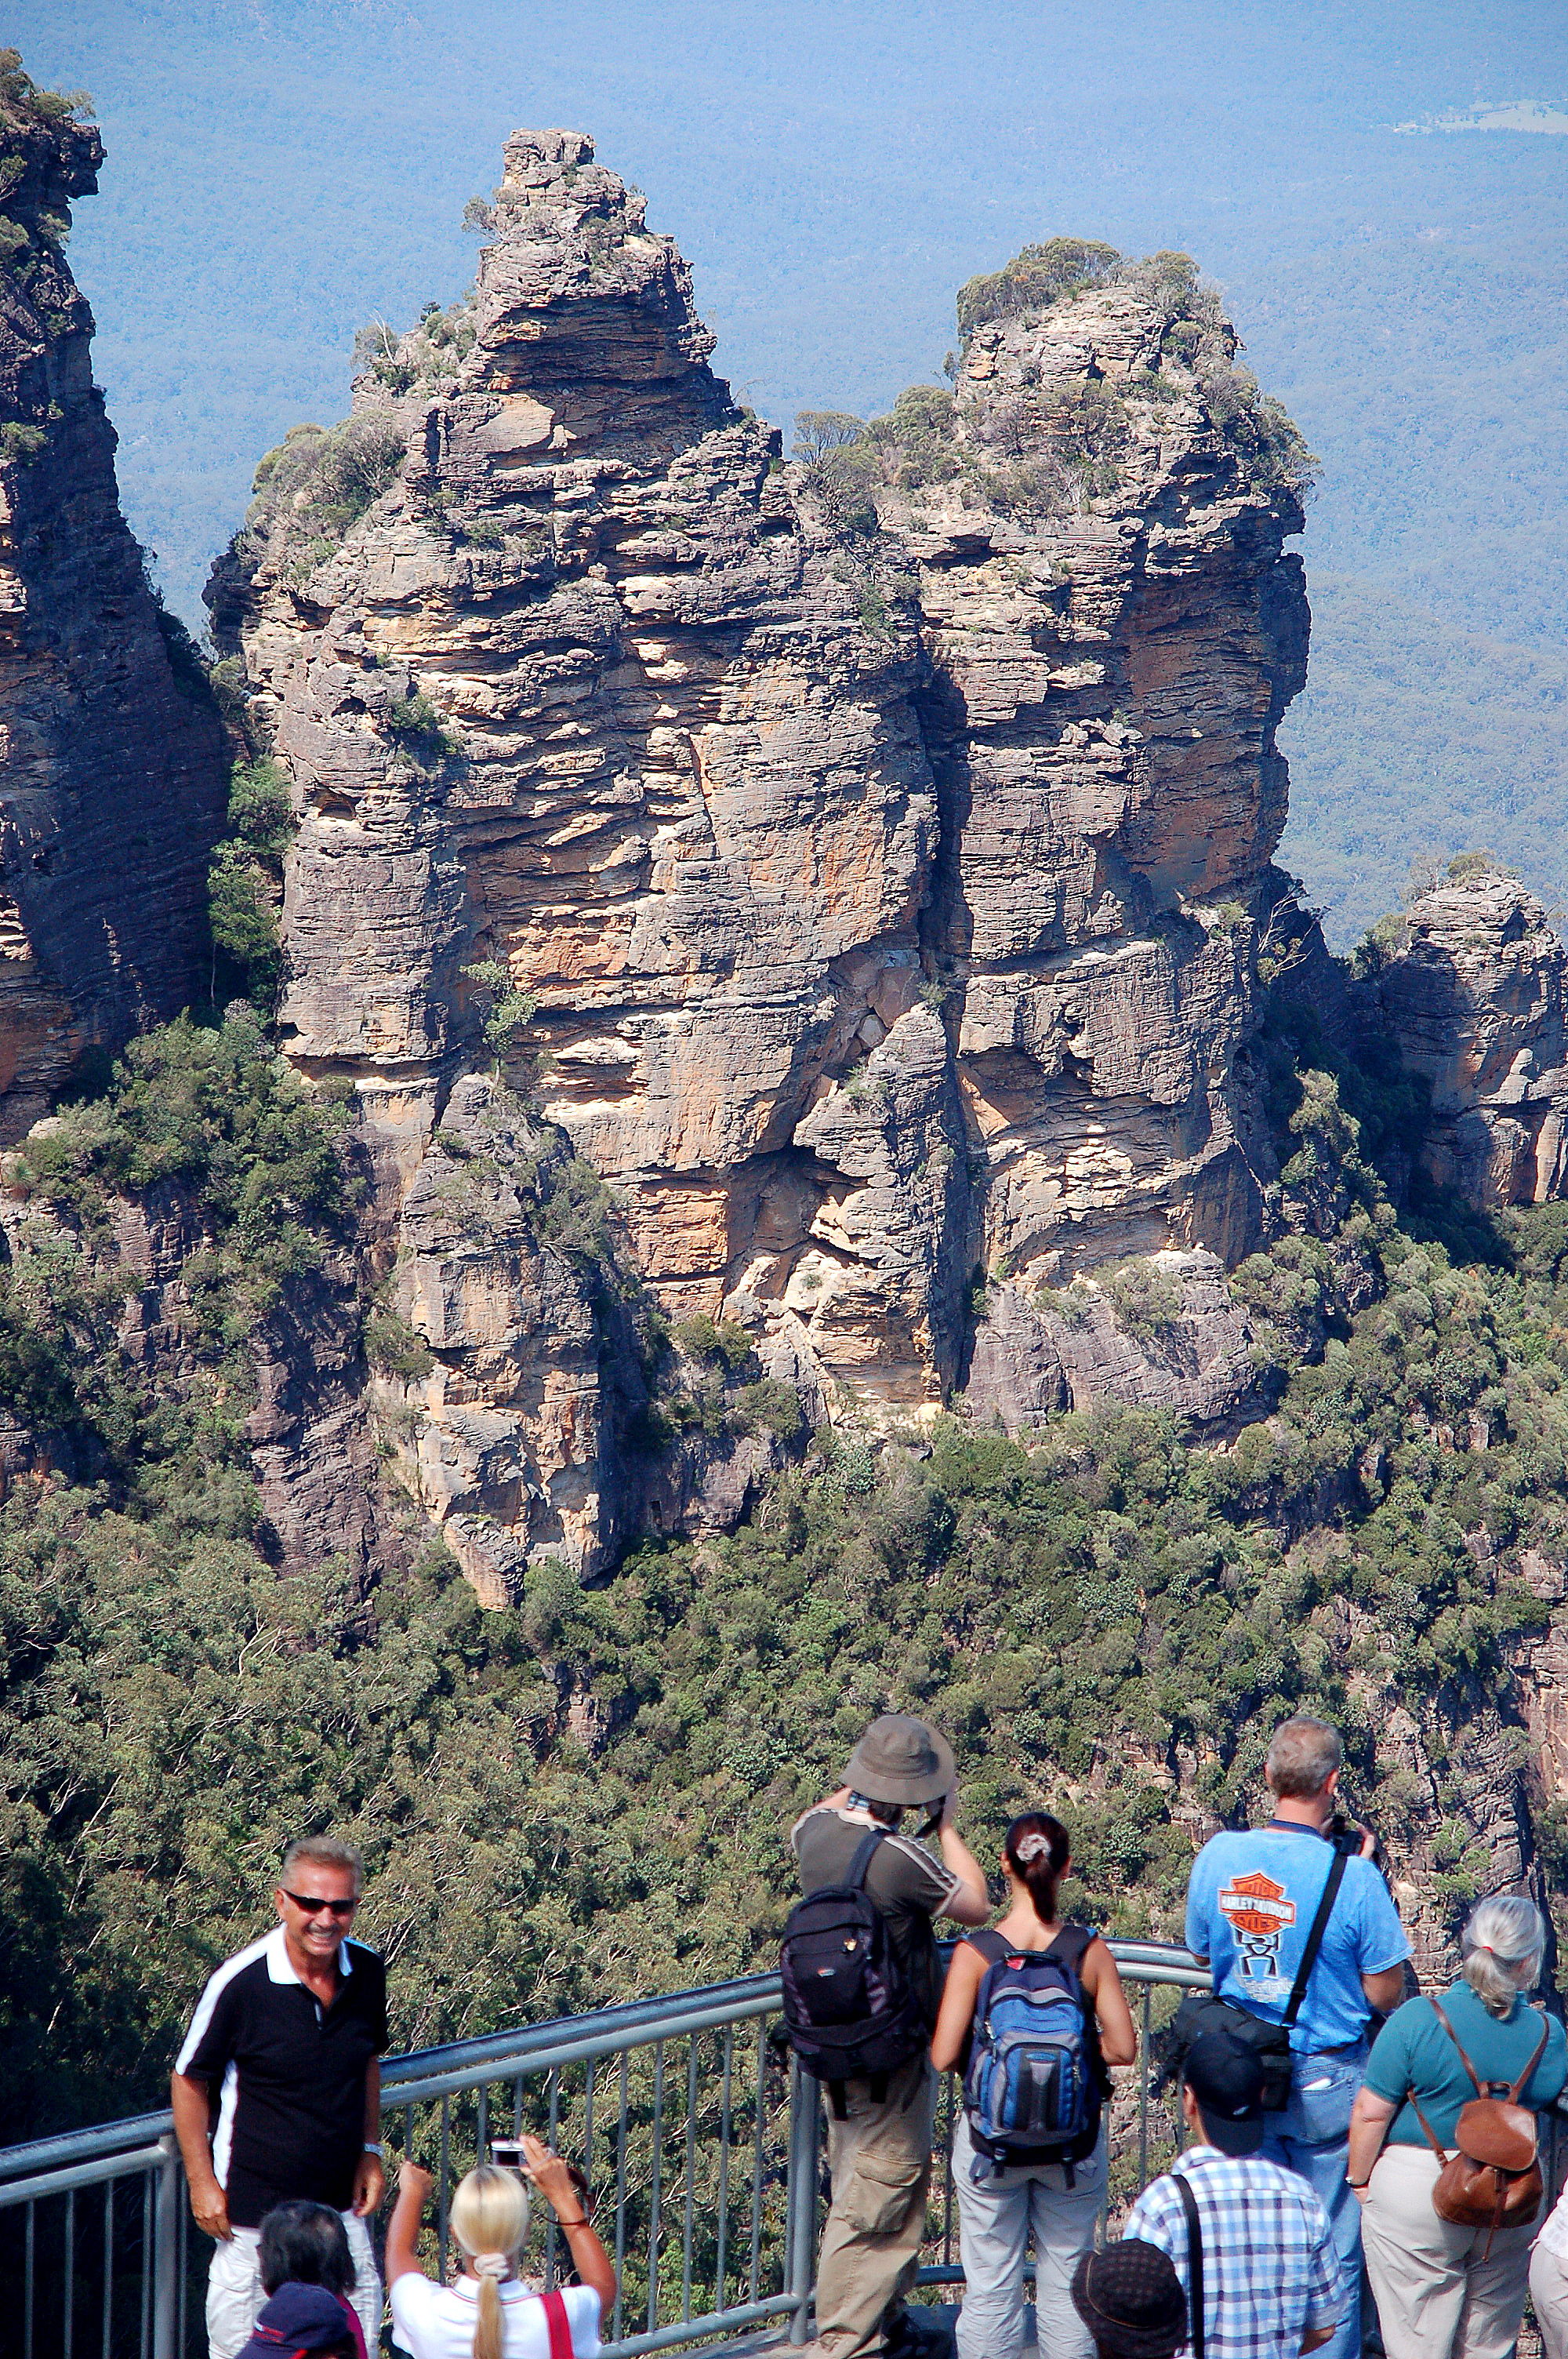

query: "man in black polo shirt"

left=172, top=1836, right=387, bottom=2359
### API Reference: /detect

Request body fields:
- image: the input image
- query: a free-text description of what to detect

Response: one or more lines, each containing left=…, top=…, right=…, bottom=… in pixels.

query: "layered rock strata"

left=1370, top=867, right=1568, bottom=1206
left=211, top=131, right=1311, bottom=1579
left=0, top=81, right=226, bottom=1136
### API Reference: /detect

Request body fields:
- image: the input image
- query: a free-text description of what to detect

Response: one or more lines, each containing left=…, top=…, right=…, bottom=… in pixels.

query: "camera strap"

left=1282, top=1848, right=1349, bottom=2030
left=1176, top=2172, right=1205, bottom=2359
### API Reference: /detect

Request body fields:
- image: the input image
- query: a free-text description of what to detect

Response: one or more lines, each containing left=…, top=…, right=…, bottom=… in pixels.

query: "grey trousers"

left=952, top=2114, right=1104, bottom=2359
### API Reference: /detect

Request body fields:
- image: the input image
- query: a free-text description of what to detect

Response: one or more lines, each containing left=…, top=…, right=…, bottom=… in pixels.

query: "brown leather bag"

left=1408, top=1997, right=1551, bottom=2252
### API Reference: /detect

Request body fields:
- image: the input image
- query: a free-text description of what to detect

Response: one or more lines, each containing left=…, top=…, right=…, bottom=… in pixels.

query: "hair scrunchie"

left=1014, top=1831, right=1054, bottom=1863
left=471, top=2252, right=512, bottom=2281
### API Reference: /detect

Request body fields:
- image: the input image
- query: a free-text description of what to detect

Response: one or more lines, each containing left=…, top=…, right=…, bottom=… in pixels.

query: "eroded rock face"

left=0, top=93, right=226, bottom=1137
left=212, top=131, right=1311, bottom=1580
left=1372, top=869, right=1568, bottom=1206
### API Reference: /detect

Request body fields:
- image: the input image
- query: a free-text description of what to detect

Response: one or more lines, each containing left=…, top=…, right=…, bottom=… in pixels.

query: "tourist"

left=170, top=1836, right=387, bottom=2359
left=1349, top=1894, right=1566, bottom=2359
left=387, top=2143, right=614, bottom=2357
left=1122, top=2031, right=1348, bottom=2358
left=1069, top=2242, right=1189, bottom=2359
left=258, top=2201, right=369, bottom=2359
left=929, top=1812, right=1137, bottom=2359
left=788, top=1716, right=990, bottom=2359
left=1183, top=1715, right=1410, bottom=2359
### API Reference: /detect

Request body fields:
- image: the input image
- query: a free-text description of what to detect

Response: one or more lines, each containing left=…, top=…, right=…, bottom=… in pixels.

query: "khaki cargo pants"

left=815, top=2052, right=936, bottom=2359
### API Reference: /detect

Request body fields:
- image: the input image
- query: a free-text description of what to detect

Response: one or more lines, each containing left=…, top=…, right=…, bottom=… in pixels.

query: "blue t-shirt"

left=1185, top=1823, right=1411, bottom=2053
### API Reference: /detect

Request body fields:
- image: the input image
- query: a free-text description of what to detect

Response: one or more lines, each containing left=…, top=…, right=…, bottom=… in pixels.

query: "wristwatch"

left=363, top=2143, right=384, bottom=2157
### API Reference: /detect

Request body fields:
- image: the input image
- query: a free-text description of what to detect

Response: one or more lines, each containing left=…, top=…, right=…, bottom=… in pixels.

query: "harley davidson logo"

left=1218, top=1870, right=1298, bottom=1977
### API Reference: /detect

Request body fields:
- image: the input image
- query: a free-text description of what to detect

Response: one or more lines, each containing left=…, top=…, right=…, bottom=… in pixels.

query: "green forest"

left=5, top=948, right=1568, bottom=2136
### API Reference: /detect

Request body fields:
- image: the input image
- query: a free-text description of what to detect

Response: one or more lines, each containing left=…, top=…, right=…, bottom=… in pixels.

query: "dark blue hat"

left=237, top=2283, right=356, bottom=2359
left=1182, top=2029, right=1267, bottom=2154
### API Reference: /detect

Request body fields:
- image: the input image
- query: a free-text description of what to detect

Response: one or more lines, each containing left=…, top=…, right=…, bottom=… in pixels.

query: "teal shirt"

left=1363, top=1981, right=1568, bottom=2149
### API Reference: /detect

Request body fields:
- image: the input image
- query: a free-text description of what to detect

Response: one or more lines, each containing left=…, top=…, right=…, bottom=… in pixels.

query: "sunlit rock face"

left=212, top=133, right=1312, bottom=1579
left=1371, top=867, right=1568, bottom=1207
left=0, top=90, right=225, bottom=1138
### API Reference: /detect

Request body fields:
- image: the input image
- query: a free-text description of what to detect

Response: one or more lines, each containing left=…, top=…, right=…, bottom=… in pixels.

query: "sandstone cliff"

left=0, top=62, right=226, bottom=1138
left=206, top=136, right=1314, bottom=1586
left=1369, top=863, right=1568, bottom=1207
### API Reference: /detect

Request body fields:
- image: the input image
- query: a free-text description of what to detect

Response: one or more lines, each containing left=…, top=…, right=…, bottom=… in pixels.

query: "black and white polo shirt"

left=176, top=1924, right=388, bottom=2228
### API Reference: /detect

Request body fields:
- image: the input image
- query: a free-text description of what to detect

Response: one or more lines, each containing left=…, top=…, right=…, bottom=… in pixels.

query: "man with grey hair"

left=171, top=1837, right=387, bottom=2359
left=1184, top=1717, right=1411, bottom=2359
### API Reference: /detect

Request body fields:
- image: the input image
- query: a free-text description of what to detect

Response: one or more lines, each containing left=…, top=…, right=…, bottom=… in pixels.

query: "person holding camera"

left=1183, top=1718, right=1410, bottom=2359
left=786, top=1716, right=990, bottom=2359
left=387, top=2136, right=615, bottom=2359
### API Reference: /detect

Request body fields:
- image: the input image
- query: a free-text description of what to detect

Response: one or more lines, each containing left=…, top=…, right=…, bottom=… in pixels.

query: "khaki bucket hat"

left=844, top=1714, right=956, bottom=1808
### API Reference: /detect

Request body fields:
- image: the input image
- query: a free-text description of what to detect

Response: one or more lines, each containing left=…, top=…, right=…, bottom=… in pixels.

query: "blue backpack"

left=961, top=1925, right=1106, bottom=2181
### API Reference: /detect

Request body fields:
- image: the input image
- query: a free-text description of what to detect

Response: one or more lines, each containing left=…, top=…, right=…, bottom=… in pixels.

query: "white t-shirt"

left=390, top=2272, right=601, bottom=2359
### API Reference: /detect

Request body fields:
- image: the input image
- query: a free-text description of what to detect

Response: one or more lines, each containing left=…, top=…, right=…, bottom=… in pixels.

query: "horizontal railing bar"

left=0, top=2113, right=174, bottom=2182
left=0, top=1948, right=1205, bottom=2179
left=600, top=2292, right=801, bottom=2357
left=383, top=1973, right=783, bottom=2088
left=390, top=1994, right=790, bottom=2105
left=0, top=2146, right=167, bottom=2209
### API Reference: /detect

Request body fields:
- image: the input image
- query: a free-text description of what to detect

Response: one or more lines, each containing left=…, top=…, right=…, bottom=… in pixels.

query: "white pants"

left=1360, top=2143, right=1535, bottom=2359
left=1529, top=2233, right=1568, bottom=2359
left=952, top=2114, right=1105, bottom=2359
left=205, top=2212, right=381, bottom=2359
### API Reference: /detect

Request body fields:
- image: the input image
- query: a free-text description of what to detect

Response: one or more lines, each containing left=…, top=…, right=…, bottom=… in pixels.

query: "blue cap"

left=237, top=2284, right=356, bottom=2358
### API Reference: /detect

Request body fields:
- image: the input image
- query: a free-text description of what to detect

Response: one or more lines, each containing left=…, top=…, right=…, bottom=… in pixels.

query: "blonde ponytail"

left=449, top=2165, right=530, bottom=2359
left=474, top=2274, right=505, bottom=2359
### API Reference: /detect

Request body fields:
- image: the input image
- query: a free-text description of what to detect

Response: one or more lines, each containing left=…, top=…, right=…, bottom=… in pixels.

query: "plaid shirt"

left=1122, top=2146, right=1348, bottom=2359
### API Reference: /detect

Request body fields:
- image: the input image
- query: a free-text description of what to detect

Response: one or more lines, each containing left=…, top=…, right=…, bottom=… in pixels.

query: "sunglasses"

left=281, top=1891, right=358, bottom=1917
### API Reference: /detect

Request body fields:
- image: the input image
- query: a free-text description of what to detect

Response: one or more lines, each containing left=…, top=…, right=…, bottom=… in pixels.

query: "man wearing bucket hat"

left=788, top=1715, right=989, bottom=2359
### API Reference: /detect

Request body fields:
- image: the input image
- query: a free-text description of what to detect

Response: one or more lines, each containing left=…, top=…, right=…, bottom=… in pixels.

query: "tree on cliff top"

left=956, top=237, right=1122, bottom=340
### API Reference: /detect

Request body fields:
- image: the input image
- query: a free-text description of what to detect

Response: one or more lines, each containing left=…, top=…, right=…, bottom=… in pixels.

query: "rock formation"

left=209, top=135, right=1313, bottom=1583
left=0, top=64, right=226, bottom=1138
left=1370, top=863, right=1568, bottom=1206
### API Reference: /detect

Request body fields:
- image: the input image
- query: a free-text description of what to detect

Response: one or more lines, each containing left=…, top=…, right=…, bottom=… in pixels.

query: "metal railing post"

left=153, top=2137, right=180, bottom=2359
left=786, top=2061, right=822, bottom=2346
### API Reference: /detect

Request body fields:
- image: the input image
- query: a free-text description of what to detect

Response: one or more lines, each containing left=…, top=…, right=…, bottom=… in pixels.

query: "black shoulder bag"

left=1175, top=2173, right=1206, bottom=2359
left=1160, top=1847, right=1350, bottom=2111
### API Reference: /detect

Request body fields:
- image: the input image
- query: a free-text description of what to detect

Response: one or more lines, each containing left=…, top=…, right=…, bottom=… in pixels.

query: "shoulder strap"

left=1282, top=1848, right=1349, bottom=2029
left=1428, top=1997, right=1486, bottom=2098
left=846, top=1829, right=886, bottom=1890
left=1050, top=1922, right=1097, bottom=1975
left=1174, top=2172, right=1205, bottom=2359
left=967, top=1927, right=1011, bottom=1966
left=542, top=2287, right=575, bottom=2359
left=1510, top=2011, right=1553, bottom=2104
left=1407, top=2089, right=1450, bottom=2166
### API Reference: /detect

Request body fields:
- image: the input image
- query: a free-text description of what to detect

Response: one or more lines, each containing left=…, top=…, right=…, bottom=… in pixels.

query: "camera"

left=490, top=2139, right=526, bottom=2172
left=1329, top=1811, right=1387, bottom=1874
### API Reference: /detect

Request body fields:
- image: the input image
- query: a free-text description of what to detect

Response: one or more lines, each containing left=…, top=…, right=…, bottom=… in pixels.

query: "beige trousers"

left=1529, top=2234, right=1568, bottom=2359
left=814, top=2052, right=936, bottom=2359
left=1360, top=2143, right=1537, bottom=2359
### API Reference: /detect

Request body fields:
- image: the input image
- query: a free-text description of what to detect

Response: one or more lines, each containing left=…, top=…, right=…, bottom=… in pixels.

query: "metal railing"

left=0, top=1942, right=1208, bottom=2359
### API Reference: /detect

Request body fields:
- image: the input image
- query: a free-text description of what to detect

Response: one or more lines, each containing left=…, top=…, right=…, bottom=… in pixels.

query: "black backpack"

left=780, top=1830, right=929, bottom=2111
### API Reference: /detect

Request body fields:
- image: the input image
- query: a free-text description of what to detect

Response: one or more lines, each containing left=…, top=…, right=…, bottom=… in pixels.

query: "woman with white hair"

left=1346, top=1894, right=1566, bottom=2358
left=385, top=2138, right=615, bottom=2359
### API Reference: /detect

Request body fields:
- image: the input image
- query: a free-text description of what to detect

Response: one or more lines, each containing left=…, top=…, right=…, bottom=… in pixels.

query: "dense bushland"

left=1, top=993, right=1565, bottom=2137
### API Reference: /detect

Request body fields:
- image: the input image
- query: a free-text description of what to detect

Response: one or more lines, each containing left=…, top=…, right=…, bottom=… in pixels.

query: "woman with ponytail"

left=386, top=2137, right=615, bottom=2359
left=931, top=1813, right=1137, bottom=2359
